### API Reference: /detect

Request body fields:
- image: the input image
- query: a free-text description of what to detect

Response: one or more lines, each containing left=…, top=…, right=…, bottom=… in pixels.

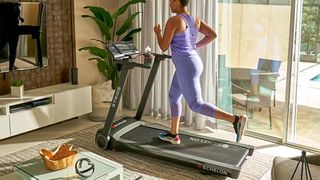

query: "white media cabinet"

left=0, top=83, right=92, bottom=140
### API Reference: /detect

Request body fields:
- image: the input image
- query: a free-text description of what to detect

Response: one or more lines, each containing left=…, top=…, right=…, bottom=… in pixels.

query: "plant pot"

left=89, top=81, right=115, bottom=122
left=11, top=85, right=24, bottom=99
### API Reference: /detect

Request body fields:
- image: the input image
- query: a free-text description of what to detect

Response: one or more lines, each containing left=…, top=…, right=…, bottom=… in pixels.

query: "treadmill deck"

left=121, top=125, right=248, bottom=167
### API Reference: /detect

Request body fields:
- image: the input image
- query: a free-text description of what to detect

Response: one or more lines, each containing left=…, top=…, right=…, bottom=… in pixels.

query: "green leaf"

left=84, top=6, right=113, bottom=27
left=121, top=28, right=141, bottom=41
left=89, top=38, right=106, bottom=45
left=79, top=46, right=108, bottom=59
left=122, top=36, right=133, bottom=41
left=111, top=71, right=120, bottom=89
left=82, top=15, right=111, bottom=40
left=112, top=0, right=146, bottom=18
left=90, top=57, right=113, bottom=80
left=88, top=57, right=104, bottom=61
left=116, top=12, right=140, bottom=36
left=113, top=4, right=128, bottom=19
left=96, top=60, right=110, bottom=79
left=10, top=79, right=23, bottom=87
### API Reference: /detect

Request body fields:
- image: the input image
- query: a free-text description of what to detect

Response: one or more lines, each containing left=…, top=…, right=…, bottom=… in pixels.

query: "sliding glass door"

left=217, top=0, right=292, bottom=139
left=217, top=0, right=320, bottom=151
left=286, top=0, right=320, bottom=150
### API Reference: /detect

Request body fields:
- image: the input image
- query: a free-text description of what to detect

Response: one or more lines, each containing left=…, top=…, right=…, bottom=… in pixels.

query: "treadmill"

left=96, top=41, right=255, bottom=178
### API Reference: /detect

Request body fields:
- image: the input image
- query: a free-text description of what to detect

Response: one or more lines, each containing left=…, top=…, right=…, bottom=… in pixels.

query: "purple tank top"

left=170, top=14, right=199, bottom=57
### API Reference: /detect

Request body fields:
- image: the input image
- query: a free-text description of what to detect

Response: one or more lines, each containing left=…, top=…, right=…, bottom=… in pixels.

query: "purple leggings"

left=169, top=54, right=217, bottom=117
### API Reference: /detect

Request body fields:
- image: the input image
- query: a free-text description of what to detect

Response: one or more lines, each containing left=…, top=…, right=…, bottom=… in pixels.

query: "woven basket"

left=39, top=144, right=78, bottom=171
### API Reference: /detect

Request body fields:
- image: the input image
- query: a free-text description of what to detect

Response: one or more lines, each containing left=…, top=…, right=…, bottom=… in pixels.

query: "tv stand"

left=0, top=83, right=92, bottom=139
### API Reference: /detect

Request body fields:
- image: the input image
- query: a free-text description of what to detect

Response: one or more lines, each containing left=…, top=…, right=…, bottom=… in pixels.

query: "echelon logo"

left=189, top=137, right=229, bottom=148
left=203, top=165, right=228, bottom=176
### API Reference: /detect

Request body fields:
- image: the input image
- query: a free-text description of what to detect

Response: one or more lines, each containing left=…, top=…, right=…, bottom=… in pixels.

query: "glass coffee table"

left=13, top=151, right=123, bottom=180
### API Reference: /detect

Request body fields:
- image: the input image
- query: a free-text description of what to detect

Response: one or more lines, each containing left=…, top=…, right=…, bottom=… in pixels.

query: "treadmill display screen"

left=107, top=41, right=139, bottom=59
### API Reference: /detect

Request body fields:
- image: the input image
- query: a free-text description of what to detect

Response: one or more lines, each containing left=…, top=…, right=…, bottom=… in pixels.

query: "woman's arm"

left=154, top=17, right=177, bottom=52
left=196, top=19, right=217, bottom=49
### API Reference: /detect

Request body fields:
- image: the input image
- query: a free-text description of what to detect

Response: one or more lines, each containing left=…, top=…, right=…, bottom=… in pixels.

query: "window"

left=300, top=1, right=320, bottom=62
left=218, top=0, right=290, bottom=5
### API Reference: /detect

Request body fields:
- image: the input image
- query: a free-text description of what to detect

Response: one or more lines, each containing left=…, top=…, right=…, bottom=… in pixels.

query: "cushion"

left=272, top=156, right=320, bottom=180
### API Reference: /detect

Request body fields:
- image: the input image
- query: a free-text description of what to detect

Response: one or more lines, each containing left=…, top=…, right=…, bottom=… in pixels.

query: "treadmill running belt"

left=120, top=125, right=248, bottom=166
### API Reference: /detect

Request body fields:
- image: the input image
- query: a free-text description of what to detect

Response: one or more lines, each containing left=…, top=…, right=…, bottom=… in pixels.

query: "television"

left=0, top=1, right=47, bottom=73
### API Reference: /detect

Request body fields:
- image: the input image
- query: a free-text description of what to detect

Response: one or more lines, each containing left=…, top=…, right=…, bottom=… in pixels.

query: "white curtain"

left=124, top=0, right=218, bottom=130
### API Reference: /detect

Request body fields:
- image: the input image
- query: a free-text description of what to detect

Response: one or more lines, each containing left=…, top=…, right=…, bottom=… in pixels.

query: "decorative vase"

left=11, top=85, right=24, bottom=99
left=89, top=81, right=115, bottom=121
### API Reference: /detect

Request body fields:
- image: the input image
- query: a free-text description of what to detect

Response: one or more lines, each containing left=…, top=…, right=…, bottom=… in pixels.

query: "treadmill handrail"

left=114, top=58, right=152, bottom=69
left=134, top=53, right=171, bottom=120
left=101, top=54, right=151, bottom=137
left=151, top=53, right=172, bottom=60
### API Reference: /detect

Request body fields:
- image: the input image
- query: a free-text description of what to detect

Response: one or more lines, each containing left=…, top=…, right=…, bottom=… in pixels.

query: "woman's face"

left=169, top=0, right=180, bottom=13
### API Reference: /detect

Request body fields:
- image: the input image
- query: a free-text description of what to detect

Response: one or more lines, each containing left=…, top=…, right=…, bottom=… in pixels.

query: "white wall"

left=74, top=0, right=127, bottom=85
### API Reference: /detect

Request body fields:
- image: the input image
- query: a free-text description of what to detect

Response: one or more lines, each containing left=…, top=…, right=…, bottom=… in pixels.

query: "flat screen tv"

left=0, top=1, right=47, bottom=73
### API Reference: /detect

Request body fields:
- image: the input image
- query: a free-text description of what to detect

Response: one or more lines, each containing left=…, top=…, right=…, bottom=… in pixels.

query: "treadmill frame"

left=96, top=50, right=254, bottom=178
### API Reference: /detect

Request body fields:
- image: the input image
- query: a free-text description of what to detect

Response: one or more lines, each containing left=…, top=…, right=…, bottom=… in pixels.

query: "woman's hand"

left=196, top=19, right=217, bottom=48
left=154, top=18, right=176, bottom=51
left=154, top=24, right=162, bottom=35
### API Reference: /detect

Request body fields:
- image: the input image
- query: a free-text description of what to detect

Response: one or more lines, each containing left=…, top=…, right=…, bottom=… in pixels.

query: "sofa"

left=272, top=154, right=320, bottom=179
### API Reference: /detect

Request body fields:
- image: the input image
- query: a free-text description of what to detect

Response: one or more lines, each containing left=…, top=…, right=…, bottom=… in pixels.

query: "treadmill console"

left=107, top=41, right=140, bottom=60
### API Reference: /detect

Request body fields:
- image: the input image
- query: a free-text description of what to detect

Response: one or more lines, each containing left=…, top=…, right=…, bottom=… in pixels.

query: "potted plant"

left=79, top=0, right=146, bottom=89
left=10, top=79, right=24, bottom=98
left=79, top=0, right=146, bottom=121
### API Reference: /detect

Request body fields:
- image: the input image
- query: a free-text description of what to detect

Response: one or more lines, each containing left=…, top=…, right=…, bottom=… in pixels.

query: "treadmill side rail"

left=113, top=120, right=145, bottom=140
left=184, top=130, right=255, bottom=156
left=115, top=139, right=246, bottom=179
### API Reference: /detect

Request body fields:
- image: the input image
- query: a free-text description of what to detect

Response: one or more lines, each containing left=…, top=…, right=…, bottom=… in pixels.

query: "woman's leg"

left=171, top=116, right=180, bottom=134
left=188, top=97, right=236, bottom=123
left=214, top=107, right=236, bottom=123
left=159, top=73, right=182, bottom=144
left=176, top=55, right=247, bottom=142
left=168, top=73, right=183, bottom=134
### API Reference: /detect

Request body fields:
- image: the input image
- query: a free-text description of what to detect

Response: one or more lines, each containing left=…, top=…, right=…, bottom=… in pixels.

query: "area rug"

left=0, top=123, right=275, bottom=180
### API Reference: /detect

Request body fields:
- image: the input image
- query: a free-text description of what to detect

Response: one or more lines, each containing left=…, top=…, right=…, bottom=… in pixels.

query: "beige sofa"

left=271, top=154, right=320, bottom=179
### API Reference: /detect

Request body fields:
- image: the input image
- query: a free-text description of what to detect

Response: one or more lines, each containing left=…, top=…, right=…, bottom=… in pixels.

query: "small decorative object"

left=39, top=144, right=78, bottom=171
left=75, top=158, right=95, bottom=177
left=10, top=79, right=24, bottom=98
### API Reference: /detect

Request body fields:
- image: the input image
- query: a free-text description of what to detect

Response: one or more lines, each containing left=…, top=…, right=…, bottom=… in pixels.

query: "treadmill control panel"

left=107, top=41, right=139, bottom=60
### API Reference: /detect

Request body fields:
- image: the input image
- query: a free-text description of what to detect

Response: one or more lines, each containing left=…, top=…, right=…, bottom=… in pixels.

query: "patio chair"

left=232, top=72, right=278, bottom=129
left=257, top=58, right=281, bottom=107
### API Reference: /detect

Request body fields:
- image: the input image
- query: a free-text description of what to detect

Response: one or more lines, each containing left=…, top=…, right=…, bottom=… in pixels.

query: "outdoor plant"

left=10, top=79, right=23, bottom=87
left=79, top=0, right=146, bottom=89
